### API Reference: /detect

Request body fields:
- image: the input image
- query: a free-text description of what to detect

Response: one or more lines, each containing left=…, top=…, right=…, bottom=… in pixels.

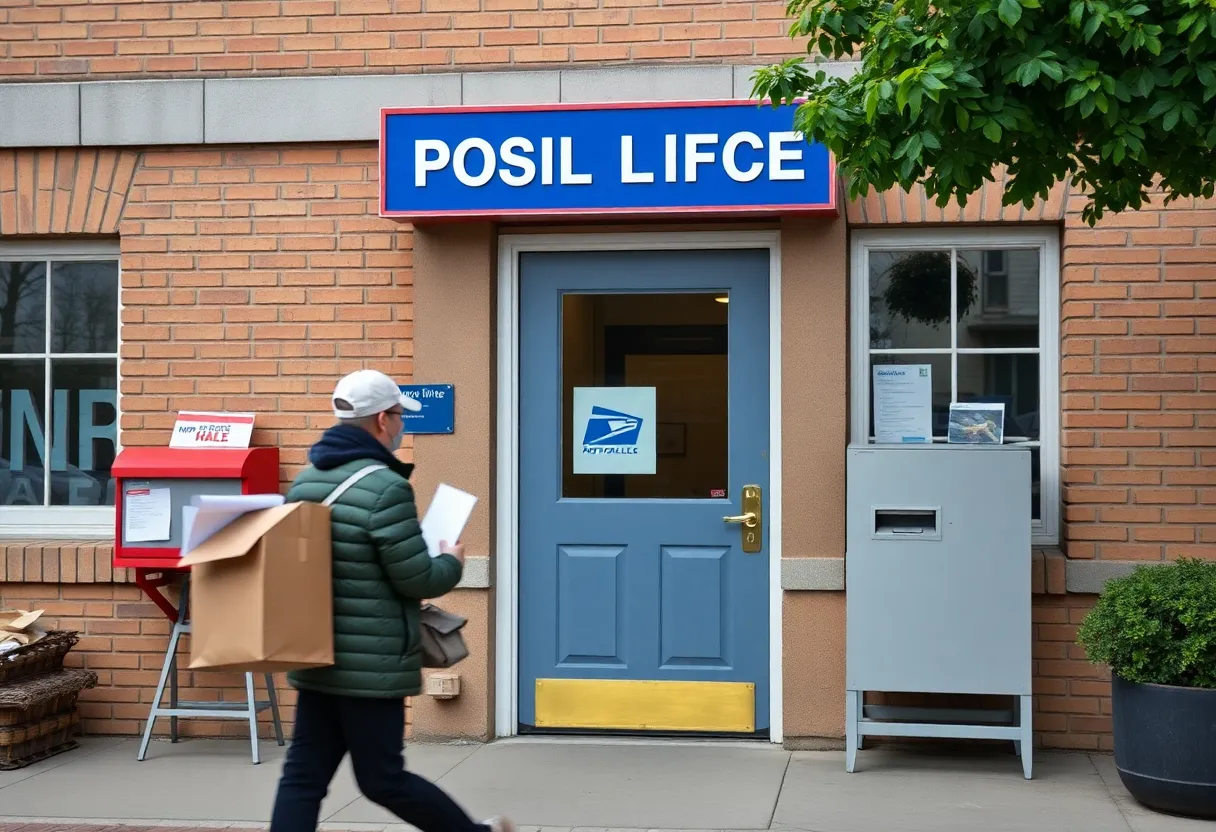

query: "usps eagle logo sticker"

left=572, top=387, right=656, bottom=475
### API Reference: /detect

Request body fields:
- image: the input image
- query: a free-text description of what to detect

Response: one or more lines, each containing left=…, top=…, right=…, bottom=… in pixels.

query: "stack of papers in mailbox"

left=180, top=493, right=287, bottom=558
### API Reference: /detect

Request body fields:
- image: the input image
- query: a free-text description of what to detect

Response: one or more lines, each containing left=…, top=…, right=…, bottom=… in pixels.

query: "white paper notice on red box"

left=170, top=412, right=255, bottom=449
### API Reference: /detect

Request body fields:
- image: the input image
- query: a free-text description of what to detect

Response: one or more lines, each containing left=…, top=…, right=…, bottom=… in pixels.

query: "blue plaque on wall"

left=399, top=384, right=455, bottom=434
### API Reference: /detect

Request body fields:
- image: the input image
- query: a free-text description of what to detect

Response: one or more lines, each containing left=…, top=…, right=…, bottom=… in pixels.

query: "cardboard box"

left=178, top=501, right=334, bottom=672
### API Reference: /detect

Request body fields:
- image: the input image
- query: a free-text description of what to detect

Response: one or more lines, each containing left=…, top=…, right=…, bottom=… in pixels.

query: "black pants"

left=270, top=689, right=487, bottom=832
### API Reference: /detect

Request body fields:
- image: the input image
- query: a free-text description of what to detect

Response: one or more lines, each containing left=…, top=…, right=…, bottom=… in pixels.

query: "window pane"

left=868, top=250, right=952, bottom=350
left=869, top=354, right=952, bottom=440
left=51, top=261, right=119, bottom=354
left=562, top=293, right=728, bottom=499
left=956, top=249, right=1039, bottom=348
left=49, top=359, right=118, bottom=507
left=0, top=360, right=47, bottom=506
left=0, top=262, right=47, bottom=354
left=956, top=353, right=1041, bottom=440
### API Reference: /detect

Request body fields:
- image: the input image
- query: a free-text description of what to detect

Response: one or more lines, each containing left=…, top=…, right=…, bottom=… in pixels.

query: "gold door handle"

left=726, top=485, right=763, bottom=553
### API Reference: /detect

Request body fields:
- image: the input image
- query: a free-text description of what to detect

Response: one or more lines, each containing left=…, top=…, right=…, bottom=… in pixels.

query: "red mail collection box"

left=111, top=446, right=280, bottom=569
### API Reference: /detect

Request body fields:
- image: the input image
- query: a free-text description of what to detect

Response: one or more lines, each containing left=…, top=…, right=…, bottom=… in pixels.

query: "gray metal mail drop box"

left=845, top=443, right=1033, bottom=778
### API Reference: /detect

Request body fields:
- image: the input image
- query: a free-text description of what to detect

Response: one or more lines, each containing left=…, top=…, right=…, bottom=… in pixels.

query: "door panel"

left=518, top=248, right=770, bottom=735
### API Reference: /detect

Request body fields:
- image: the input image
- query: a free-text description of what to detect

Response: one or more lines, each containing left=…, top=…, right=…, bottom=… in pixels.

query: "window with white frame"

left=0, top=243, right=120, bottom=537
left=850, top=228, right=1060, bottom=544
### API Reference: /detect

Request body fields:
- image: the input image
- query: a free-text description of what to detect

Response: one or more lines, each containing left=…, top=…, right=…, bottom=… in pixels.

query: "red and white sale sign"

left=170, top=412, right=255, bottom=449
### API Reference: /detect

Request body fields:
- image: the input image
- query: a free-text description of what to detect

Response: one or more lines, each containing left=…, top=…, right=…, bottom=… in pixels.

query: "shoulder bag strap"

left=321, top=463, right=389, bottom=507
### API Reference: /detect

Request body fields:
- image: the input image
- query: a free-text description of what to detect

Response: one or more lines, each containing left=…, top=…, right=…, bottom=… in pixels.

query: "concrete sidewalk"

left=0, top=736, right=1209, bottom=832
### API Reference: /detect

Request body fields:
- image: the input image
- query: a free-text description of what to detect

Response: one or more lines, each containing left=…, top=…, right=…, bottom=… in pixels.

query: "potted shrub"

left=1076, top=558, right=1216, bottom=818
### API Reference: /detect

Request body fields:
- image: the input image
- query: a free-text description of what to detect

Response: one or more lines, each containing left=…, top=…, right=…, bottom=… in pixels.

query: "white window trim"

left=0, top=240, right=121, bottom=539
left=849, top=227, right=1060, bottom=546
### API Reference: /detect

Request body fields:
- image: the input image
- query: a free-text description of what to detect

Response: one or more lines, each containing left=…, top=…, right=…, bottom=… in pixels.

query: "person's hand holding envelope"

left=421, top=484, right=477, bottom=564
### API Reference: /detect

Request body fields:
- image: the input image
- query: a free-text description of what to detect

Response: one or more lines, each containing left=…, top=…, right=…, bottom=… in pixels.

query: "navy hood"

left=308, top=423, right=415, bottom=480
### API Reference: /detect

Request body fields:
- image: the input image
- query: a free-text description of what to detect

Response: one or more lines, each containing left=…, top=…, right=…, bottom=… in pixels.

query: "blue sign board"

left=379, top=101, right=836, bottom=220
left=399, top=384, right=455, bottom=435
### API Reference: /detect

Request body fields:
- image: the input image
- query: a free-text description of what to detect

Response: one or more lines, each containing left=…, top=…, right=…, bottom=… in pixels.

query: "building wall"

left=1061, top=192, right=1216, bottom=560
left=2, top=10, right=1213, bottom=754
left=117, top=144, right=415, bottom=477
left=0, top=567, right=1109, bottom=748
left=0, top=0, right=801, bottom=80
left=0, top=150, right=1128, bottom=750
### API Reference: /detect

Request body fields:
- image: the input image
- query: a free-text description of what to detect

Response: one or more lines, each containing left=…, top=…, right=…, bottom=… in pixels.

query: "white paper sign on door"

left=872, top=364, right=933, bottom=443
left=572, top=386, right=657, bottom=475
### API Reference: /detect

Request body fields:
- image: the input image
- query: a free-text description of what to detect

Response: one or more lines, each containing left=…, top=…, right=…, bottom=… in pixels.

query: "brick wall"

left=1, top=586, right=1106, bottom=748
left=1, top=578, right=315, bottom=739
left=1033, top=594, right=1110, bottom=751
left=0, top=0, right=805, bottom=80
left=1, top=144, right=424, bottom=740
left=1061, top=193, right=1216, bottom=561
left=119, top=144, right=416, bottom=488
left=3, top=546, right=1109, bottom=748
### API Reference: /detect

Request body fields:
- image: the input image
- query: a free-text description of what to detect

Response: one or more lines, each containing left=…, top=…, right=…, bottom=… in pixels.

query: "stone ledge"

left=1064, top=559, right=1152, bottom=595
left=781, top=557, right=844, bottom=591
left=781, top=549, right=1154, bottom=597
left=455, top=556, right=490, bottom=589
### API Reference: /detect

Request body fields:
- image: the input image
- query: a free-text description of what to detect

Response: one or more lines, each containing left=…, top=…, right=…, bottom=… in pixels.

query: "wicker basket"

left=0, top=709, right=81, bottom=770
left=0, top=668, right=98, bottom=727
left=0, top=631, right=80, bottom=685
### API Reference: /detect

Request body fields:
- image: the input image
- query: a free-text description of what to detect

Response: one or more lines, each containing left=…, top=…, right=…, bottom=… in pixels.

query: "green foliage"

left=1076, top=558, right=1216, bottom=688
left=750, top=0, right=1216, bottom=225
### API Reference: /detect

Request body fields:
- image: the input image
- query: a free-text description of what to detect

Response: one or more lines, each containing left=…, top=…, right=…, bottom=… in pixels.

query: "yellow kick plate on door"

left=534, top=679, right=755, bottom=733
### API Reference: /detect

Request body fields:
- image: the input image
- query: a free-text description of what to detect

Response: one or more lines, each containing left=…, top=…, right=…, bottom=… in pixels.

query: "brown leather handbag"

left=419, top=603, right=469, bottom=668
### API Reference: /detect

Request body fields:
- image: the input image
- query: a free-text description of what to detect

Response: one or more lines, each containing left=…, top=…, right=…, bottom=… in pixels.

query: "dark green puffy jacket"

left=284, top=450, right=463, bottom=699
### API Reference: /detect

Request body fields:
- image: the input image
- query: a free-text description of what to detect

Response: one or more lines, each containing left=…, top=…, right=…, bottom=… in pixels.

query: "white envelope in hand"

left=420, top=484, right=478, bottom=558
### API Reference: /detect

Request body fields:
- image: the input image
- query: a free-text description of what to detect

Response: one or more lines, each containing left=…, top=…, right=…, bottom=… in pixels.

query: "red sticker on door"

left=710, top=489, right=727, bottom=498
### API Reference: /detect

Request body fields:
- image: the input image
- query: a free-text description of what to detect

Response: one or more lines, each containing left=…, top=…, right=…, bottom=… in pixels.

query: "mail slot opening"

left=874, top=509, right=938, bottom=535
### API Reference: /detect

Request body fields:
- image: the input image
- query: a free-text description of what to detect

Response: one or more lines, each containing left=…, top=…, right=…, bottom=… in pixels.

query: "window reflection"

left=562, top=293, right=728, bottom=500
left=0, top=259, right=118, bottom=509
left=0, top=262, right=47, bottom=354
left=52, top=261, right=120, bottom=354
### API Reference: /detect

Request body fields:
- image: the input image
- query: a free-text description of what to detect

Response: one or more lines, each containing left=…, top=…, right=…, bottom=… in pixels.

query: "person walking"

left=269, top=369, right=513, bottom=832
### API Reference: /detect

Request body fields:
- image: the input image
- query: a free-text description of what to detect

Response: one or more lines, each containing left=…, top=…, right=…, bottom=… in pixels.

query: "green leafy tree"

left=751, top=0, right=1216, bottom=225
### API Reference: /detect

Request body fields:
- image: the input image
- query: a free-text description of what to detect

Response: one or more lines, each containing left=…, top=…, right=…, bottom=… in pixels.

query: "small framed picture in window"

left=947, top=403, right=1006, bottom=445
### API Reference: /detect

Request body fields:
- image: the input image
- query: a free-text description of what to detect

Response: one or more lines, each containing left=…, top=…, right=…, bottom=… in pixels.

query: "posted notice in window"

left=872, top=364, right=933, bottom=443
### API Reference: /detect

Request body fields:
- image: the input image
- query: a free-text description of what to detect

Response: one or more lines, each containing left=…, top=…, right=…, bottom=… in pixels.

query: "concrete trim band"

left=778, top=556, right=1156, bottom=593
left=0, top=63, right=862, bottom=149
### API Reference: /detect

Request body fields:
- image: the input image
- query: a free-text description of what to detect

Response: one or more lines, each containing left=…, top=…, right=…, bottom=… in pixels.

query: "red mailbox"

left=112, top=446, right=280, bottom=570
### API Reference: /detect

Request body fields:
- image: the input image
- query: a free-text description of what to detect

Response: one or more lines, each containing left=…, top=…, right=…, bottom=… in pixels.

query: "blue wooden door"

left=518, top=249, right=770, bottom=736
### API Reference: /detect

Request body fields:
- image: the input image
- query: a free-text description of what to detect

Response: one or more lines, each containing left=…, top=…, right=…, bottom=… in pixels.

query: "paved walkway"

left=0, top=736, right=1210, bottom=832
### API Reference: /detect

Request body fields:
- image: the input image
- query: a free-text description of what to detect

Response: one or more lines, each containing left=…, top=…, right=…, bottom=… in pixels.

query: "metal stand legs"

left=844, top=690, right=1034, bottom=780
left=137, top=576, right=284, bottom=764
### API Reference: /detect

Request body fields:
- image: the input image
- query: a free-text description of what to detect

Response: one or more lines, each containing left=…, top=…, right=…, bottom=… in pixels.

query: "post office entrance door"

left=517, top=248, right=771, bottom=736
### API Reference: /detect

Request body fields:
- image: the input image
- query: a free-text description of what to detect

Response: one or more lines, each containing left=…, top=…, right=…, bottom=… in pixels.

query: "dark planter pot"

left=1112, top=674, right=1216, bottom=819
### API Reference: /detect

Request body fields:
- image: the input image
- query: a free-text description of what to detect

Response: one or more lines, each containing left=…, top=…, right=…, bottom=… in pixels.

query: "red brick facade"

left=117, top=145, right=416, bottom=486
left=0, top=0, right=802, bottom=79
left=1, top=6, right=1213, bottom=753
left=1061, top=193, right=1216, bottom=561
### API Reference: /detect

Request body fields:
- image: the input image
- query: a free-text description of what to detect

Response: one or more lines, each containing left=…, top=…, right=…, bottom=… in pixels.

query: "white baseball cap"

left=331, top=369, right=422, bottom=419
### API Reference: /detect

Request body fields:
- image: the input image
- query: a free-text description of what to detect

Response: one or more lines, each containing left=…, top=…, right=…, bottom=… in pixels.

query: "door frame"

left=494, top=230, right=784, bottom=743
